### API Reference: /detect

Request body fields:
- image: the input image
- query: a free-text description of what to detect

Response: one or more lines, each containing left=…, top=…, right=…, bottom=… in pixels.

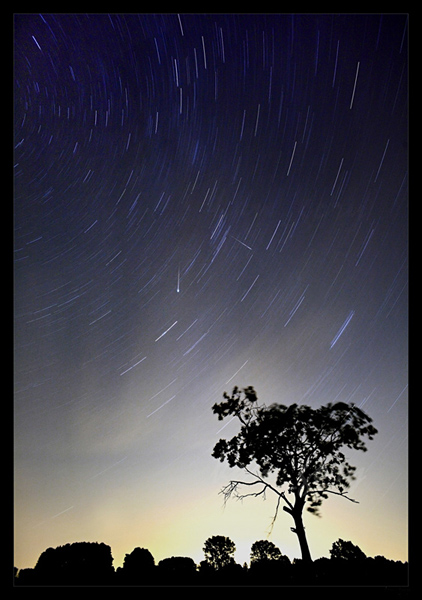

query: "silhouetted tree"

left=158, top=556, right=196, bottom=571
left=158, top=556, right=197, bottom=584
left=203, top=535, right=236, bottom=570
left=14, top=540, right=408, bottom=587
left=33, top=541, right=114, bottom=585
left=330, top=538, right=367, bottom=560
left=249, top=540, right=291, bottom=585
left=212, top=386, right=378, bottom=564
left=120, top=547, right=155, bottom=584
left=123, top=546, right=155, bottom=570
left=250, top=540, right=283, bottom=563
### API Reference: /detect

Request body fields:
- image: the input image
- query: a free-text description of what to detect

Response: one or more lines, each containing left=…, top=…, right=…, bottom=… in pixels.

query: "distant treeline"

left=14, top=539, right=408, bottom=587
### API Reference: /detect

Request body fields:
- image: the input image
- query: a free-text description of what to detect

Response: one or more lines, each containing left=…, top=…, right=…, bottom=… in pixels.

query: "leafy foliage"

left=123, top=547, right=155, bottom=571
left=15, top=537, right=408, bottom=587
left=212, top=386, right=378, bottom=516
left=250, top=540, right=288, bottom=564
left=330, top=538, right=367, bottom=560
left=158, top=556, right=197, bottom=572
left=33, top=542, right=114, bottom=584
left=203, top=535, right=236, bottom=570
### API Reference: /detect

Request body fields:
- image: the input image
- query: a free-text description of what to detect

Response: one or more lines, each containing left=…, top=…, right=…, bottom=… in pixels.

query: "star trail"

left=14, top=14, right=408, bottom=569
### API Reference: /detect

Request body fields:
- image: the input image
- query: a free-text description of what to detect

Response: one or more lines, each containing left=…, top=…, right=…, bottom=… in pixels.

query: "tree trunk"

left=292, top=511, right=312, bottom=564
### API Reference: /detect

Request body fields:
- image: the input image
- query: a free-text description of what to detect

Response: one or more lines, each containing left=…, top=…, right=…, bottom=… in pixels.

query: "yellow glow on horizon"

left=14, top=456, right=408, bottom=571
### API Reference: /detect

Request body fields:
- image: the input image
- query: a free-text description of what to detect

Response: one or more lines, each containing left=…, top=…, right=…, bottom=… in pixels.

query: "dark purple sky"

left=14, top=14, right=408, bottom=569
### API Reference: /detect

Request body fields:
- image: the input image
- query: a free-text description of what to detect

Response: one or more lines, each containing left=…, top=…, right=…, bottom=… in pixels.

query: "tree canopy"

left=123, top=547, right=154, bottom=571
left=15, top=537, right=408, bottom=586
left=250, top=540, right=286, bottom=563
left=33, top=542, right=114, bottom=585
left=203, top=535, right=236, bottom=570
left=330, top=538, right=367, bottom=560
left=212, top=386, right=378, bottom=562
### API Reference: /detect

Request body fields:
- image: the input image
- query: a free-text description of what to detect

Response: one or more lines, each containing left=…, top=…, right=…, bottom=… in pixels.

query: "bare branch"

left=243, top=467, right=286, bottom=501
left=219, top=466, right=297, bottom=526
left=220, top=478, right=267, bottom=505
left=313, top=488, right=359, bottom=503
left=220, top=469, right=290, bottom=537
left=280, top=491, right=294, bottom=511
left=267, top=494, right=282, bottom=536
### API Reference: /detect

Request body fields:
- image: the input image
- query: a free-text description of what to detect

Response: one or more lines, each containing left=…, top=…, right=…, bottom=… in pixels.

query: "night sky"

left=14, top=13, right=408, bottom=570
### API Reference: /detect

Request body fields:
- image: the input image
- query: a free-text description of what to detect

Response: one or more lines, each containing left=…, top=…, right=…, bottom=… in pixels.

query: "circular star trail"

left=14, top=14, right=408, bottom=569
